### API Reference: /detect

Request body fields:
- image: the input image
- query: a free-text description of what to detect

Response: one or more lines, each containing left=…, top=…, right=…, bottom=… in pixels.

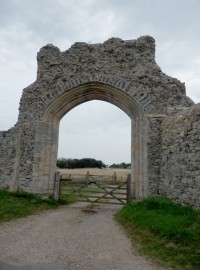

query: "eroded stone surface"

left=160, top=103, right=200, bottom=208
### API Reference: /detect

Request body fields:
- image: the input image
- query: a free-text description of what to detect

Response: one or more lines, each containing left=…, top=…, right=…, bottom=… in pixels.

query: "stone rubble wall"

left=18, top=36, right=193, bottom=125
left=0, top=35, right=199, bottom=208
left=160, top=103, right=200, bottom=208
left=0, top=127, right=19, bottom=189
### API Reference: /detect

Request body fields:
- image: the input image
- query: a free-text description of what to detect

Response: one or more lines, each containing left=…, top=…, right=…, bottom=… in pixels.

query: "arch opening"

left=58, top=100, right=131, bottom=166
left=33, top=82, right=148, bottom=200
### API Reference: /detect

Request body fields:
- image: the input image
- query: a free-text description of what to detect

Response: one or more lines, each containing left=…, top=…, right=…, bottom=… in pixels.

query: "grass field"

left=57, top=168, right=131, bottom=181
left=116, top=196, right=200, bottom=270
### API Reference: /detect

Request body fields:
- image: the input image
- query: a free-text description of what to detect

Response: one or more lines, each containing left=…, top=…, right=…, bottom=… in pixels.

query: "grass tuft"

left=0, top=189, right=59, bottom=223
left=116, top=196, right=200, bottom=270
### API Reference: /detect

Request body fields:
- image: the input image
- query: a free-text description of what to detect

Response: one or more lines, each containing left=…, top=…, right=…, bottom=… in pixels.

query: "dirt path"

left=0, top=202, right=168, bottom=270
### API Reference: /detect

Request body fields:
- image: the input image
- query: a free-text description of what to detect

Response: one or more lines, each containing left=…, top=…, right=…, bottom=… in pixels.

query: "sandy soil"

left=0, top=202, right=169, bottom=270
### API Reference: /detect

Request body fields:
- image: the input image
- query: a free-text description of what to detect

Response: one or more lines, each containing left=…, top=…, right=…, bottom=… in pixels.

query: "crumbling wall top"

left=17, top=35, right=194, bottom=125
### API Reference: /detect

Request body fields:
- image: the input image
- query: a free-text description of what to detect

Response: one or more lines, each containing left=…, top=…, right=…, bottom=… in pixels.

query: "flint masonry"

left=0, top=36, right=199, bottom=207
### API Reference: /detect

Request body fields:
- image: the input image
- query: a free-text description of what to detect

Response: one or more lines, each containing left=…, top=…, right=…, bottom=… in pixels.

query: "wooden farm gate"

left=54, top=172, right=131, bottom=205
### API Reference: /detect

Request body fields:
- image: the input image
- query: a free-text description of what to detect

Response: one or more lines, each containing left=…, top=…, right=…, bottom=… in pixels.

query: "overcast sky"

left=0, top=0, right=200, bottom=165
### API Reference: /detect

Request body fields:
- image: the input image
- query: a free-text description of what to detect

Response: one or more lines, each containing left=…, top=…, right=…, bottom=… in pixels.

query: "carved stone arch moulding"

left=17, top=74, right=154, bottom=124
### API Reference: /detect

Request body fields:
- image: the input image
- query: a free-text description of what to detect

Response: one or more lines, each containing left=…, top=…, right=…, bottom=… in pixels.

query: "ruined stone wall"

left=0, top=127, right=19, bottom=189
left=18, top=35, right=192, bottom=124
left=160, top=103, right=200, bottom=208
left=0, top=35, right=198, bottom=206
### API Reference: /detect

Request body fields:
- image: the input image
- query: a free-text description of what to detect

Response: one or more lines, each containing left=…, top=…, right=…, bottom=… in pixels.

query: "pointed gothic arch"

left=33, top=81, right=148, bottom=199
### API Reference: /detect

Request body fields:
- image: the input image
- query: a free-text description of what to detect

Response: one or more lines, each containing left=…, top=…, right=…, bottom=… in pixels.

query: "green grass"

left=0, top=189, right=59, bottom=223
left=60, top=183, right=102, bottom=203
left=116, top=196, right=200, bottom=270
left=61, top=184, right=100, bottom=195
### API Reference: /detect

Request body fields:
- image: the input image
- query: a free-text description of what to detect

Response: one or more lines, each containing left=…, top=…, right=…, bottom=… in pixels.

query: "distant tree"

left=109, top=163, right=118, bottom=168
left=57, top=157, right=106, bottom=169
left=57, top=158, right=67, bottom=168
left=109, top=162, right=131, bottom=169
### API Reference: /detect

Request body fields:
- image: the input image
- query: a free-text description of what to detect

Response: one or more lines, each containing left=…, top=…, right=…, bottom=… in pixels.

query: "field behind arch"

left=57, top=168, right=131, bottom=181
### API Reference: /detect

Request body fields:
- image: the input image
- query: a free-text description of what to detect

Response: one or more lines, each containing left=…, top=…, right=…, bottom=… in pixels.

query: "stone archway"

left=33, top=81, right=148, bottom=199
left=0, top=36, right=194, bottom=203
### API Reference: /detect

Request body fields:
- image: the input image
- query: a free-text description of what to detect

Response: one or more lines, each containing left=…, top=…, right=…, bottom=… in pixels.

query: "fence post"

left=86, top=171, right=89, bottom=180
left=126, top=174, right=131, bottom=203
left=114, top=171, right=117, bottom=181
left=54, top=171, right=61, bottom=202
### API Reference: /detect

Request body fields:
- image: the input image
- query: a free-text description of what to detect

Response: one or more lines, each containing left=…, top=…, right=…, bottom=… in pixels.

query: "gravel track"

left=0, top=202, right=168, bottom=270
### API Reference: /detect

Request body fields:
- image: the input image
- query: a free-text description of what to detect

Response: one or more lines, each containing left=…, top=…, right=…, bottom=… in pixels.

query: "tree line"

left=57, top=158, right=131, bottom=169
left=57, top=158, right=106, bottom=169
left=109, top=162, right=131, bottom=169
